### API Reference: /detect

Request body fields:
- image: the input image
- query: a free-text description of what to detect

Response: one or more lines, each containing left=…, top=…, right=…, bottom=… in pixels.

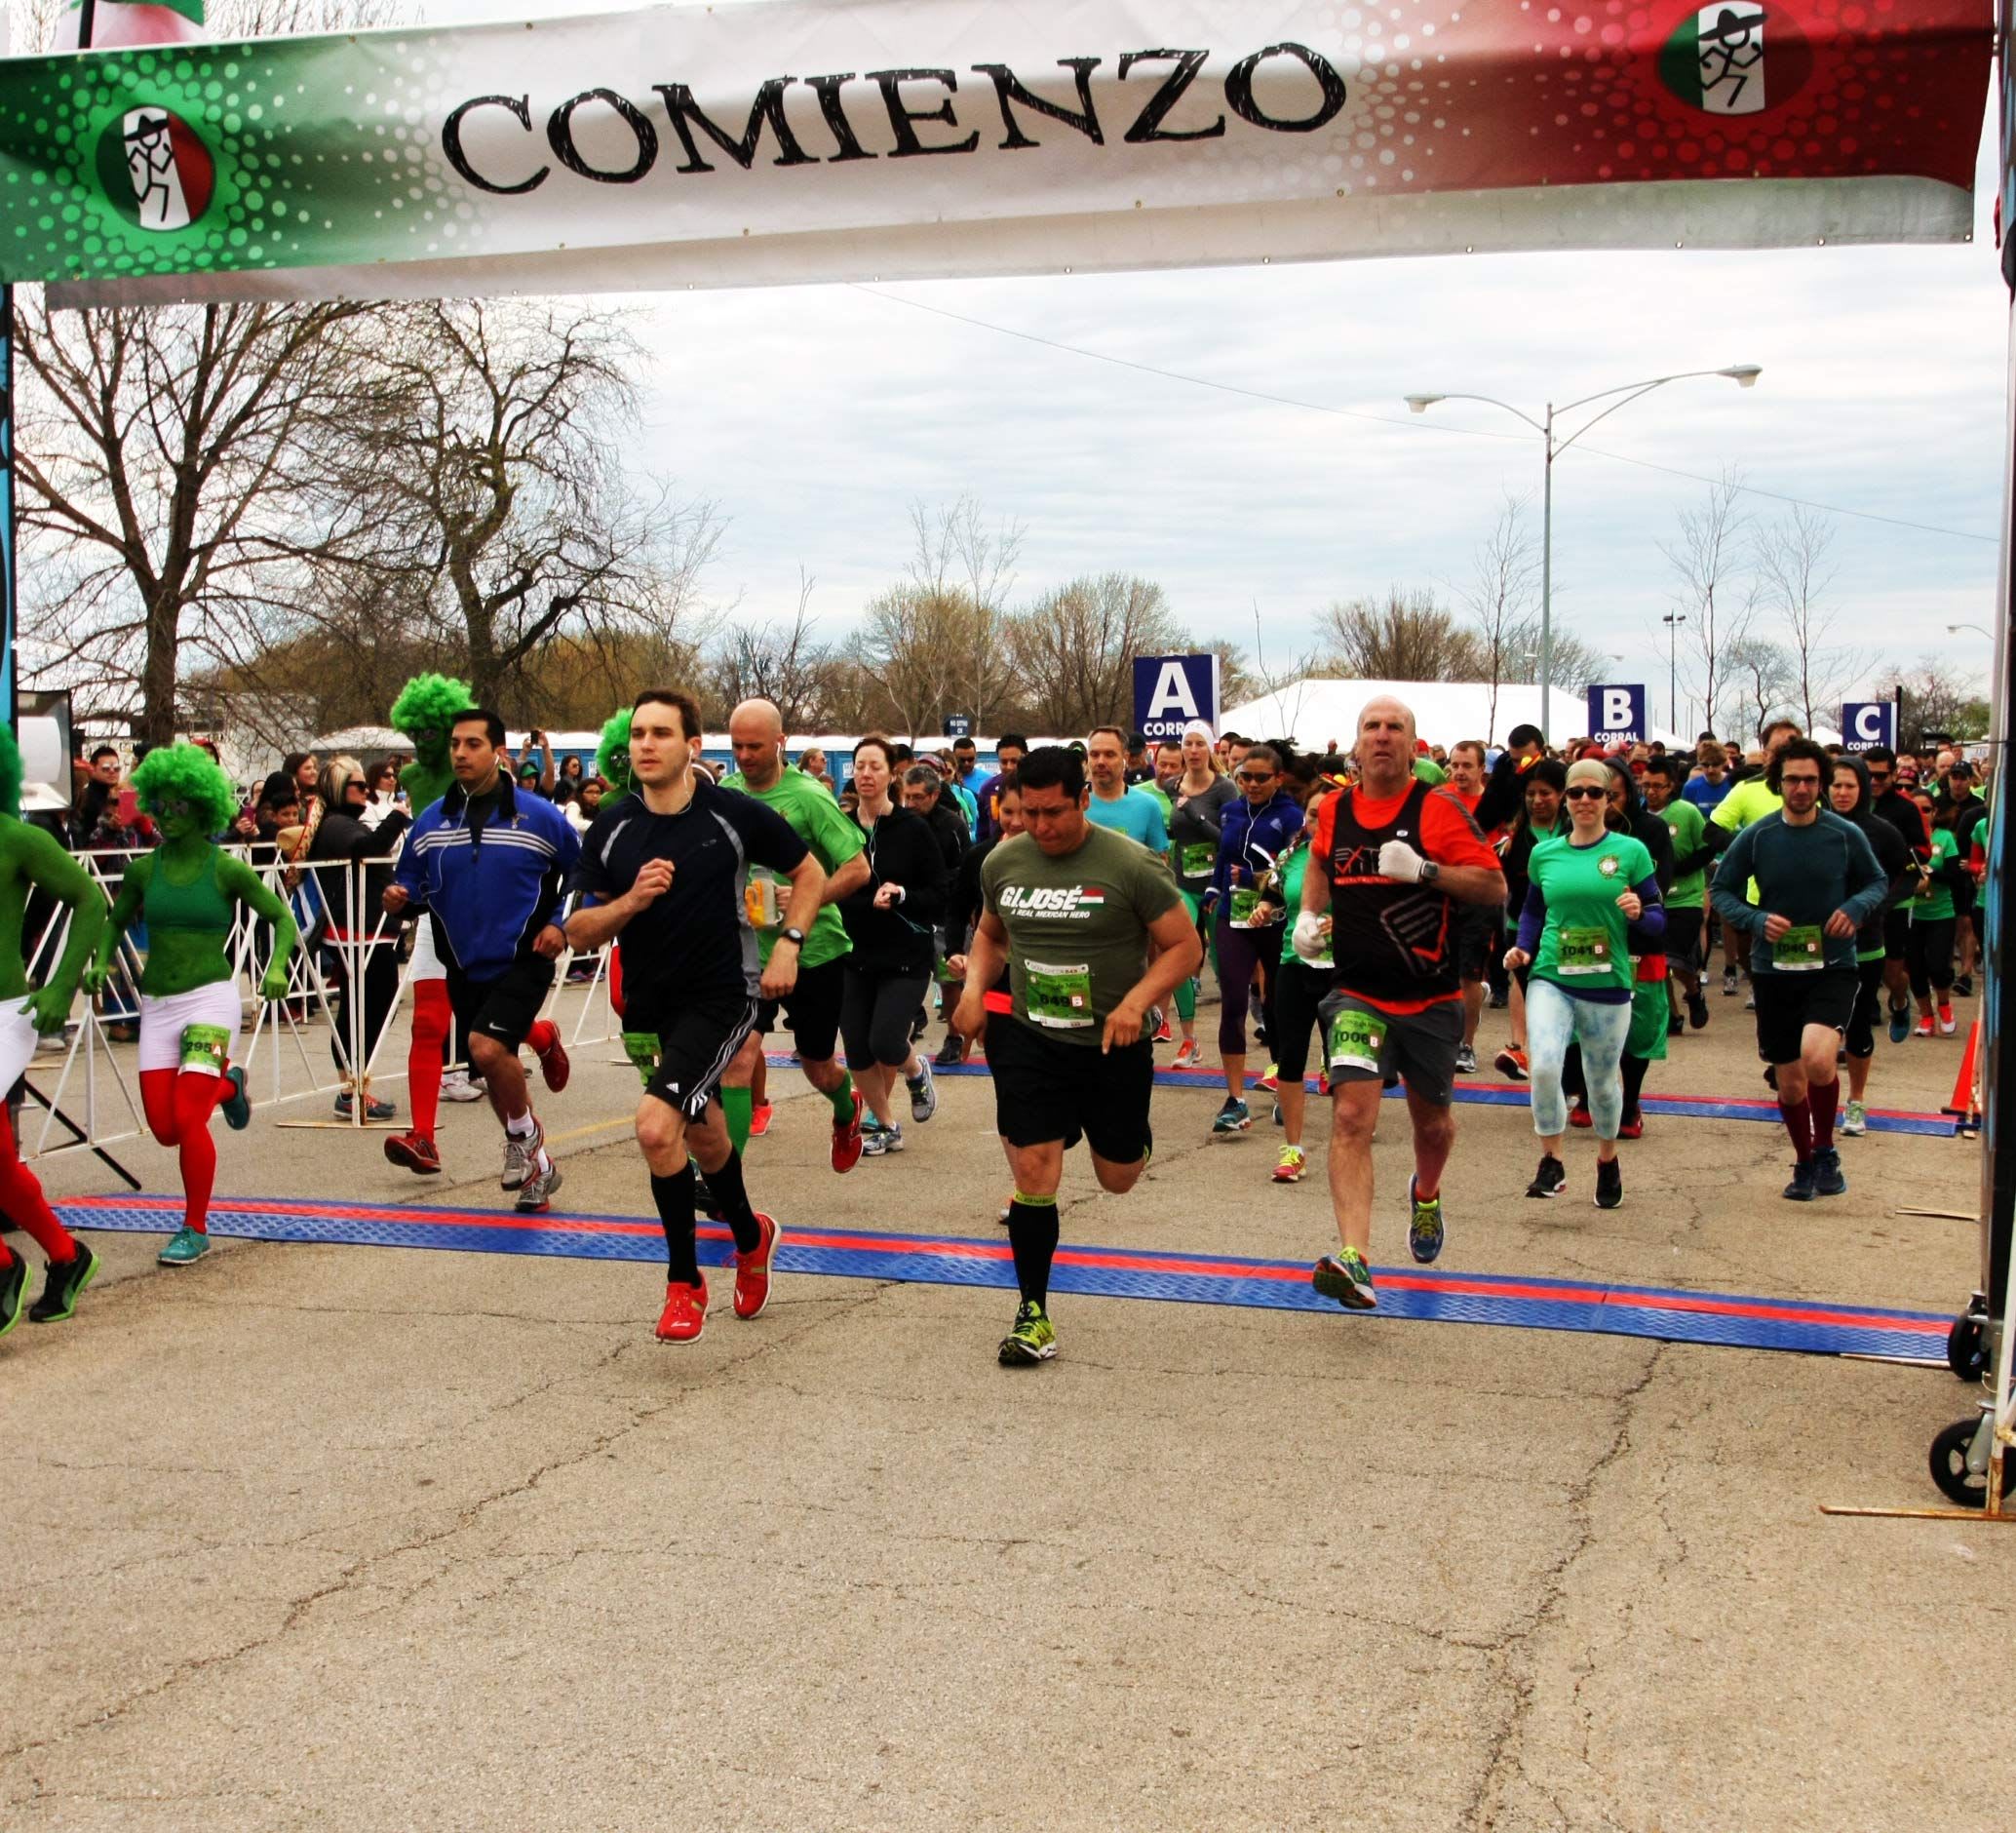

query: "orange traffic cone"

left=1945, top=1018, right=1983, bottom=1137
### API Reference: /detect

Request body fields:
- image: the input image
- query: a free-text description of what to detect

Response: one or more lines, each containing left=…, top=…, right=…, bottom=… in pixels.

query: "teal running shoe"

left=158, top=1226, right=212, bottom=1267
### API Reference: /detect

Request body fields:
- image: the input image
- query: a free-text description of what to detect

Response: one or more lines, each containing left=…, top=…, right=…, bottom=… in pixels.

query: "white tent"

left=1214, top=678, right=1688, bottom=753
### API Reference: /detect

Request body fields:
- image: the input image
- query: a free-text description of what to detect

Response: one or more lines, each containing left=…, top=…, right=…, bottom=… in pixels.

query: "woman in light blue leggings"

left=1503, top=759, right=1663, bottom=1209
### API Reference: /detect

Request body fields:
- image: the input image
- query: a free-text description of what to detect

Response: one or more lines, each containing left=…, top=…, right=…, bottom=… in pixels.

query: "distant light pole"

left=1663, top=613, right=1688, bottom=734
left=1405, top=365, right=1762, bottom=743
left=1948, top=622, right=1993, bottom=639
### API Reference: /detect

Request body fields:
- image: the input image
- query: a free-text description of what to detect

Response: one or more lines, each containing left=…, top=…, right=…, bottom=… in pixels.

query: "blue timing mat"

left=57, top=1194, right=1950, bottom=1364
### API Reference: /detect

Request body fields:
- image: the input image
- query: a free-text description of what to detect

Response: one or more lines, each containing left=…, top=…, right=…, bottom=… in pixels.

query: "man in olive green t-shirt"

left=718, top=700, right=872, bottom=1167
left=953, top=747, right=1201, bottom=1370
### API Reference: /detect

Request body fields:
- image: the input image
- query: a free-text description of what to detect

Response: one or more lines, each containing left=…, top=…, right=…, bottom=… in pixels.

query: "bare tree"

left=905, top=495, right=1025, bottom=727
left=1316, top=588, right=1485, bottom=682
left=319, top=299, right=724, bottom=714
left=855, top=584, right=977, bottom=737
left=705, top=571, right=837, bottom=731
left=1891, top=656, right=1991, bottom=744
left=1664, top=469, right=1756, bottom=738
left=1452, top=496, right=1541, bottom=742
left=1752, top=504, right=1871, bottom=734
left=1008, top=574, right=1186, bottom=734
left=1724, top=636, right=1796, bottom=739
left=16, top=295, right=376, bottom=743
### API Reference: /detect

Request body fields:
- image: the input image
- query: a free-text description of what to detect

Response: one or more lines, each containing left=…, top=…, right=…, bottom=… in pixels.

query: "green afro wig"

left=596, top=709, right=634, bottom=794
left=0, top=723, right=21, bottom=823
left=133, top=743, right=239, bottom=835
left=389, top=673, right=475, bottom=738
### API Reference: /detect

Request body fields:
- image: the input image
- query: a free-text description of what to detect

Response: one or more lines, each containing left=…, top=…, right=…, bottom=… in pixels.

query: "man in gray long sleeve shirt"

left=1709, top=739, right=1886, bottom=1203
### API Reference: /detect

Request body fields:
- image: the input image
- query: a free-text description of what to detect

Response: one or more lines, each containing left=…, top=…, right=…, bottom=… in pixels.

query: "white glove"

left=1377, top=838, right=1426, bottom=882
left=1292, top=912, right=1330, bottom=964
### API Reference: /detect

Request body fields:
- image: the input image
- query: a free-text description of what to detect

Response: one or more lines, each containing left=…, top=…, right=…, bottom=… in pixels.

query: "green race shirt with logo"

left=718, top=764, right=865, bottom=968
left=1528, top=833, right=1656, bottom=996
left=1656, top=797, right=1707, bottom=909
left=1914, top=826, right=1958, bottom=923
left=981, top=825, right=1181, bottom=1046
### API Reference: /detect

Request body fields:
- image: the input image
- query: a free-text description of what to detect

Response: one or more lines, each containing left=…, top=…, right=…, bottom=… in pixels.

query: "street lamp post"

left=1406, top=366, right=1762, bottom=743
left=1663, top=612, right=1687, bottom=734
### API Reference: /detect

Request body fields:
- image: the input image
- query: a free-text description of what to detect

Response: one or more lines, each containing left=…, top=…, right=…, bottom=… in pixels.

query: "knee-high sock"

left=173, top=1072, right=218, bottom=1231
left=721, top=1086, right=754, bottom=1156
left=0, top=1110, right=75, bottom=1264
left=1007, top=1193, right=1060, bottom=1306
left=1809, top=1077, right=1839, bottom=1150
left=1619, top=1052, right=1649, bottom=1120
left=650, top=1166, right=699, bottom=1283
left=825, top=1072, right=857, bottom=1124
left=698, top=1148, right=761, bottom=1254
left=1780, top=1098, right=1814, bottom=1161
left=407, top=979, right=450, bottom=1140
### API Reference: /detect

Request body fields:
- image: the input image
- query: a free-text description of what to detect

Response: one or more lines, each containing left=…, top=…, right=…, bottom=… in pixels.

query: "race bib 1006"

left=1326, top=1006, right=1389, bottom=1074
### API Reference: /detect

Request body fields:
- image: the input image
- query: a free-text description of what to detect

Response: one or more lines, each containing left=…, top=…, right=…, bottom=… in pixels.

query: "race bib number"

left=1772, top=924, right=1825, bottom=970
left=179, top=1023, right=230, bottom=1073
left=1181, top=840, right=1217, bottom=878
left=1326, top=1006, right=1388, bottom=1074
left=1025, top=958, right=1094, bottom=1029
left=744, top=872, right=783, bottom=931
left=1557, top=925, right=1612, bottom=976
left=621, top=1030, right=663, bottom=1088
left=1229, top=886, right=1264, bottom=929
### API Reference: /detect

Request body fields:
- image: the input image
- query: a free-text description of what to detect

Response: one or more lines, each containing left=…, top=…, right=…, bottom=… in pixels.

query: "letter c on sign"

left=442, top=94, right=550, bottom=196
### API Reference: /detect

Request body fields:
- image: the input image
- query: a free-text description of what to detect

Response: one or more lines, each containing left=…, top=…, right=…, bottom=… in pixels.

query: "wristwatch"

left=1419, top=859, right=1441, bottom=885
left=778, top=925, right=807, bottom=947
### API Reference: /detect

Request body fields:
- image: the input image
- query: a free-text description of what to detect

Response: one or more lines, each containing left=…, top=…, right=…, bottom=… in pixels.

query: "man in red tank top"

left=1293, top=698, right=1506, bottom=1311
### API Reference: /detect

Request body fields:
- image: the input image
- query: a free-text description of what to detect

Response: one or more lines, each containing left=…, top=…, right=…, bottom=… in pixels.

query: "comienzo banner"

left=0, top=0, right=1992, bottom=305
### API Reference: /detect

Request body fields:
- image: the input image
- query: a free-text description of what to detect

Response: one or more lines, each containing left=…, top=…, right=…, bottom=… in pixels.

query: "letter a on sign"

left=1147, top=661, right=1201, bottom=722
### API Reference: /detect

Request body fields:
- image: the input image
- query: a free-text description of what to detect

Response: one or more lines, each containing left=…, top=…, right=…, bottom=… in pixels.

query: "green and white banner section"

left=0, top=0, right=1991, bottom=304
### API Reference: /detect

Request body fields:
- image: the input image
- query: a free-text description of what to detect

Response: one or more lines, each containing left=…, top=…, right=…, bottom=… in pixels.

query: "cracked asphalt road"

left=1, top=998, right=2006, bottom=1830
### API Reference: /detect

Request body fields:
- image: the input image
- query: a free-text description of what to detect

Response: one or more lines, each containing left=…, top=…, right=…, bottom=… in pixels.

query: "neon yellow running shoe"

left=997, top=1299, right=1058, bottom=1366
left=1272, top=1145, right=1307, bottom=1184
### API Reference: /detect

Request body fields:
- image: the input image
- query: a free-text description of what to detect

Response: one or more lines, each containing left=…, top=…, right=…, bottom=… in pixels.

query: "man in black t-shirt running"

left=565, top=688, right=828, bottom=1346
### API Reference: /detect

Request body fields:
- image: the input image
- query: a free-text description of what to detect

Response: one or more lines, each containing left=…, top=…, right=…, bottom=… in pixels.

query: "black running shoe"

left=1955, top=974, right=1975, bottom=998
left=1782, top=1160, right=1817, bottom=1202
left=1526, top=1154, right=1567, bottom=1199
left=1595, top=1158, right=1622, bottom=1210
left=0, top=1251, right=23, bottom=1339
left=1811, top=1147, right=1846, bottom=1197
left=29, top=1243, right=98, bottom=1323
left=1686, top=991, right=1710, bottom=1030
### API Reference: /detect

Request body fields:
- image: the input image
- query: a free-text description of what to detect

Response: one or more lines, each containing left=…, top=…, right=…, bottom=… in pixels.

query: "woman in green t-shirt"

left=84, top=745, right=297, bottom=1266
left=1502, top=760, right=1663, bottom=1209
left=1907, top=792, right=1968, bottom=1036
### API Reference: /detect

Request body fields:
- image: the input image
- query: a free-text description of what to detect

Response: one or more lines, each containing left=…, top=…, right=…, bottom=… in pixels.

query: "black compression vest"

left=1326, top=779, right=1460, bottom=1003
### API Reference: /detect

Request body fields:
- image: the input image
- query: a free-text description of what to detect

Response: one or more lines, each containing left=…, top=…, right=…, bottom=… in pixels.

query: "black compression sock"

left=1620, top=1052, right=1649, bottom=1119
left=650, top=1167, right=700, bottom=1284
left=1006, top=1193, right=1061, bottom=1307
left=698, top=1148, right=762, bottom=1255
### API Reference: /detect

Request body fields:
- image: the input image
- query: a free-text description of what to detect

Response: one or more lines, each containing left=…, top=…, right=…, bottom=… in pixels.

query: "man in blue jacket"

left=386, top=707, right=580, bottom=1212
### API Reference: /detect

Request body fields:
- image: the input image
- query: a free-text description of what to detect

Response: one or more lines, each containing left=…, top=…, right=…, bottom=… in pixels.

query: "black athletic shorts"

left=753, top=955, right=844, bottom=1063
left=626, top=994, right=758, bottom=1121
left=1455, top=904, right=1498, bottom=980
left=446, top=954, right=556, bottom=1053
left=1662, top=907, right=1703, bottom=969
left=986, top=1014, right=1153, bottom=1164
left=1751, top=968, right=1859, bottom=1066
left=1882, top=908, right=1912, bottom=963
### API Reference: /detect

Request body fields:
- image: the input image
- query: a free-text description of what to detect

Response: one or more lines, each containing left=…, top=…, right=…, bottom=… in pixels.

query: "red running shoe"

left=832, top=1090, right=865, bottom=1174
left=528, top=1020, right=570, bottom=1094
left=750, top=1103, right=774, bottom=1138
left=1615, top=1115, right=1645, bottom=1141
left=656, top=1276, right=708, bottom=1345
left=1153, top=1013, right=1174, bottom=1043
left=383, top=1131, right=441, bottom=1175
left=734, top=1214, right=781, bottom=1320
left=1569, top=1106, right=1593, bottom=1129
left=1915, top=1015, right=1934, bottom=1038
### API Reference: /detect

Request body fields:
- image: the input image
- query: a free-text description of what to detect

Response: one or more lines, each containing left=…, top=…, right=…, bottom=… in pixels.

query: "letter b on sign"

left=1585, top=684, right=1646, bottom=746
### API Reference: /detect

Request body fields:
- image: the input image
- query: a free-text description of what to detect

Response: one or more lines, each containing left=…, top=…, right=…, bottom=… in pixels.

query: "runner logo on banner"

left=1133, top=654, right=1220, bottom=744
left=1841, top=702, right=1899, bottom=752
left=1587, top=684, right=1648, bottom=747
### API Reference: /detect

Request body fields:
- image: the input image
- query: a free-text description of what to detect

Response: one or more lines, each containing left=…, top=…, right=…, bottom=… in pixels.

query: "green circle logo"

left=1657, top=5, right=1813, bottom=118
left=96, top=105, right=215, bottom=232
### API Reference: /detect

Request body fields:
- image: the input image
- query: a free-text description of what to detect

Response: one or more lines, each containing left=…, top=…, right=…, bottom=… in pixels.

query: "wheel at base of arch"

left=1928, top=1417, right=2016, bottom=1508
left=1947, top=1309, right=1993, bottom=1384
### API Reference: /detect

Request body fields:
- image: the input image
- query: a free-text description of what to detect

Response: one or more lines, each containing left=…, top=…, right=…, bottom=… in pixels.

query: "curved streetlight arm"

left=1403, top=391, right=1547, bottom=437
left=1552, top=365, right=1762, bottom=455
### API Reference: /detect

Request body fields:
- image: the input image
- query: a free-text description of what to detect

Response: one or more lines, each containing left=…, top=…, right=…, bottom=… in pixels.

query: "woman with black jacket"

left=307, top=756, right=411, bottom=1121
left=839, top=738, right=949, bottom=1155
left=1492, top=759, right=1567, bottom=1080
left=1827, top=755, right=1917, bottom=1133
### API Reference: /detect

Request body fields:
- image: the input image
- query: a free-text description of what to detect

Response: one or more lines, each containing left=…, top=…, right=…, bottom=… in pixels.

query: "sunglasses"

left=1564, top=785, right=1607, bottom=800
left=1237, top=770, right=1275, bottom=784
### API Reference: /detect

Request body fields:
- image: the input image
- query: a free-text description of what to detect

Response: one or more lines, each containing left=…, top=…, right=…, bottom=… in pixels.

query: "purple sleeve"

left=1631, top=875, right=1666, bottom=945
left=1516, top=882, right=1547, bottom=956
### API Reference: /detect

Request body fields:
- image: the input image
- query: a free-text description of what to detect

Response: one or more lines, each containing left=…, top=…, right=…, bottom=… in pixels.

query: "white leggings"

left=1528, top=978, right=1631, bottom=1142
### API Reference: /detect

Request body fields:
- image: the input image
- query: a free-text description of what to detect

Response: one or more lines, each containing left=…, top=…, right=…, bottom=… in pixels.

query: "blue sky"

left=436, top=1, right=2009, bottom=734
